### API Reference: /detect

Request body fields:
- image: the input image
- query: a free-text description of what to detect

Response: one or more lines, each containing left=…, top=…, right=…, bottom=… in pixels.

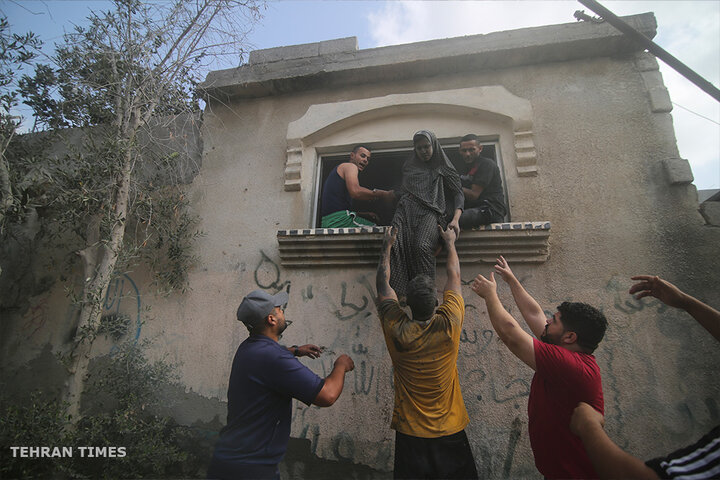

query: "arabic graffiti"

left=254, top=250, right=290, bottom=293
left=353, top=361, right=375, bottom=396
left=332, top=281, right=370, bottom=321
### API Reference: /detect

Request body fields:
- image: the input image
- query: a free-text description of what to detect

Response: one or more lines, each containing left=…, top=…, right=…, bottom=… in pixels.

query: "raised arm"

left=439, top=225, right=461, bottom=294
left=494, top=256, right=546, bottom=338
left=313, top=354, right=355, bottom=407
left=570, top=402, right=658, bottom=480
left=630, top=275, right=720, bottom=343
left=376, top=227, right=398, bottom=303
left=472, top=272, right=536, bottom=370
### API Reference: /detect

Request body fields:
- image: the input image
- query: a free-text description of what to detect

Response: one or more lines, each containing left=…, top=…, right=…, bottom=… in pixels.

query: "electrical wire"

left=672, top=102, right=720, bottom=126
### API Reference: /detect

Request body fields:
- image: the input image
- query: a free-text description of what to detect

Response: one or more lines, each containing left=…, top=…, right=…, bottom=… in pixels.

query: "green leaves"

left=0, top=340, right=204, bottom=479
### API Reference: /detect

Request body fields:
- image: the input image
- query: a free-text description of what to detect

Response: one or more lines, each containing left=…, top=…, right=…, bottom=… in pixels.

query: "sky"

left=3, top=0, right=719, bottom=190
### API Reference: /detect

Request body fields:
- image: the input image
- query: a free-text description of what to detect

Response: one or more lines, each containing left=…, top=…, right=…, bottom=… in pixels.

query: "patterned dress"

left=390, top=131, right=463, bottom=296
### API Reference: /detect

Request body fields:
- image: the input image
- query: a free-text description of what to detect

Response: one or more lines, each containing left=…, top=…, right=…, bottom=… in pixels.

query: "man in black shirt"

left=457, top=134, right=506, bottom=228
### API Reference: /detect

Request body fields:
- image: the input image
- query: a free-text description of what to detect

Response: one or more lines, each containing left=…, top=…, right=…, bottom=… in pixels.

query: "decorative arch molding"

left=284, top=86, right=538, bottom=191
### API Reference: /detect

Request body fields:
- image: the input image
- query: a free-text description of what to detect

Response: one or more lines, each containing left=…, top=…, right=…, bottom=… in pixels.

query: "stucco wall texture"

left=2, top=13, right=718, bottom=479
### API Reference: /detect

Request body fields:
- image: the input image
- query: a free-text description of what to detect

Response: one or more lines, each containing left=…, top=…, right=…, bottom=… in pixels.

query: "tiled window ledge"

left=277, top=222, right=550, bottom=268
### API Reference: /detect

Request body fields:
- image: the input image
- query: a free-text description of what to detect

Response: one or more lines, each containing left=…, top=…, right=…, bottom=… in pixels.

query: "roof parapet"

left=248, top=37, right=358, bottom=65
left=200, top=13, right=657, bottom=101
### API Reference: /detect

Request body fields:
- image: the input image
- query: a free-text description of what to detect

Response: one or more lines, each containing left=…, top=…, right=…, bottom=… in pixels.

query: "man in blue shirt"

left=320, top=145, right=394, bottom=227
left=208, top=290, right=355, bottom=479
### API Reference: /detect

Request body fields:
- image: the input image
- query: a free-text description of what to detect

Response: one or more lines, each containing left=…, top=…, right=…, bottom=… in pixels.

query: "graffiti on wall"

left=254, top=250, right=291, bottom=294
left=19, top=272, right=143, bottom=346
left=102, top=272, right=143, bottom=342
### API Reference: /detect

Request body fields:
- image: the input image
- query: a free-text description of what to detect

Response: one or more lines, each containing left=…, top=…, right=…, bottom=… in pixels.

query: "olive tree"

left=0, top=17, right=41, bottom=234
left=17, top=0, right=262, bottom=424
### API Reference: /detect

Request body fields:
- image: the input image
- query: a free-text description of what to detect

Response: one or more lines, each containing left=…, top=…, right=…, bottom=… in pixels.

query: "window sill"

left=277, top=222, right=550, bottom=268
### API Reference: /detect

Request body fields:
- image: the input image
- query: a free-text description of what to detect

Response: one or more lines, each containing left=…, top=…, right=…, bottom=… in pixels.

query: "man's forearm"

left=351, top=186, right=380, bottom=202
left=506, top=276, right=546, bottom=337
left=445, top=242, right=460, bottom=281
left=485, top=293, right=521, bottom=344
left=314, top=364, right=348, bottom=407
left=462, top=187, right=478, bottom=201
left=576, top=423, right=658, bottom=480
left=452, top=208, right=462, bottom=223
left=681, top=294, right=720, bottom=342
left=323, top=364, right=348, bottom=404
left=376, top=245, right=393, bottom=297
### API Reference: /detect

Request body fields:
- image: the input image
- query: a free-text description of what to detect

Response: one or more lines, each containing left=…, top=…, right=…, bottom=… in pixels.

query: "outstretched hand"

left=629, top=275, right=688, bottom=309
left=438, top=224, right=457, bottom=245
left=447, top=219, right=460, bottom=237
left=296, top=344, right=323, bottom=359
left=493, top=255, right=516, bottom=284
left=383, top=226, right=397, bottom=250
left=471, top=272, right=497, bottom=299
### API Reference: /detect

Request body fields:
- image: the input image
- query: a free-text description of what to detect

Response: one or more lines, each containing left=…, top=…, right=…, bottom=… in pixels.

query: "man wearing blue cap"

left=208, top=289, right=355, bottom=480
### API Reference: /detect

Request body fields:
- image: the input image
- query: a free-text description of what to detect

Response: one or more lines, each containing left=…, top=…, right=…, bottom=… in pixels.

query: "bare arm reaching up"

left=630, top=275, right=720, bottom=343
left=439, top=225, right=461, bottom=294
left=376, top=227, right=398, bottom=303
left=494, top=256, right=546, bottom=338
left=472, top=272, right=536, bottom=370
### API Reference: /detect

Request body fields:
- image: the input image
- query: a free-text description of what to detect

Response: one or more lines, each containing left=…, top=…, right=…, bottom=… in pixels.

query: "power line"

left=672, top=102, right=720, bottom=126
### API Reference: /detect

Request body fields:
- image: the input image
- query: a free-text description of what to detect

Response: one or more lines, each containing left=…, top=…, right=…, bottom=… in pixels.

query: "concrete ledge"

left=277, top=222, right=550, bottom=268
left=249, top=37, right=358, bottom=65
left=663, top=157, right=694, bottom=185
left=201, top=13, right=656, bottom=101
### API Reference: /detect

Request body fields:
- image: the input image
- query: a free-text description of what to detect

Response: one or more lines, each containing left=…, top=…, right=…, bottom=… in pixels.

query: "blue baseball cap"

left=236, top=290, right=289, bottom=331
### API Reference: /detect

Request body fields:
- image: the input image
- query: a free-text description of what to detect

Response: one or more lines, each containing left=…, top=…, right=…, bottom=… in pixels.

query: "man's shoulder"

left=442, top=289, right=464, bottom=303
left=337, top=161, right=357, bottom=175
left=238, top=335, right=287, bottom=359
left=476, top=156, right=498, bottom=169
left=436, top=290, right=464, bottom=319
left=377, top=298, right=404, bottom=319
left=534, top=340, right=600, bottom=373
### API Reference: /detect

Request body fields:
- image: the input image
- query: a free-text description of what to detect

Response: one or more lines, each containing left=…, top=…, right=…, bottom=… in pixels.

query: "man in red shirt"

left=471, top=256, right=607, bottom=479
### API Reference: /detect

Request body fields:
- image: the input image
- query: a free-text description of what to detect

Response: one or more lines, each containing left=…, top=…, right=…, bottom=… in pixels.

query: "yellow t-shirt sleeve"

left=436, top=290, right=465, bottom=327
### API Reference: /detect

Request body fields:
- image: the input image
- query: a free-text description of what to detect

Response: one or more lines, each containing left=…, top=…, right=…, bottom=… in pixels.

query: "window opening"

left=314, top=142, right=506, bottom=228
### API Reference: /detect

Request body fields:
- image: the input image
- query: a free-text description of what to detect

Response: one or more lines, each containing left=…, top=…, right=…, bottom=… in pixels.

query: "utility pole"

left=578, top=0, right=720, bottom=102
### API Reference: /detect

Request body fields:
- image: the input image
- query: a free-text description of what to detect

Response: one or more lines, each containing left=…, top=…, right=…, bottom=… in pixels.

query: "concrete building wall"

left=2, top=13, right=719, bottom=479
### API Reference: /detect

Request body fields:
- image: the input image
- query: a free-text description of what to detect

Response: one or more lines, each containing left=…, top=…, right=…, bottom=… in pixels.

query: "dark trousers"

left=207, top=461, right=279, bottom=480
left=459, top=204, right=503, bottom=228
left=394, top=429, right=478, bottom=480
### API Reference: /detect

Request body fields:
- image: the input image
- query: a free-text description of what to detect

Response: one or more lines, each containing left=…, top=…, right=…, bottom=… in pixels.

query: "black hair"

left=460, top=134, right=481, bottom=144
left=352, top=144, right=371, bottom=154
left=406, top=275, right=437, bottom=321
left=557, top=301, right=607, bottom=353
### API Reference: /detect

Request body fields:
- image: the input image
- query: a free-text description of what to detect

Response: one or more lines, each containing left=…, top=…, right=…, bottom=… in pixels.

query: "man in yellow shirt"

left=375, top=225, right=477, bottom=479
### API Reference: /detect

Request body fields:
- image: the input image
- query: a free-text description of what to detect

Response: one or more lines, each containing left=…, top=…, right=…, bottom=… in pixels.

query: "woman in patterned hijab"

left=390, top=130, right=464, bottom=297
